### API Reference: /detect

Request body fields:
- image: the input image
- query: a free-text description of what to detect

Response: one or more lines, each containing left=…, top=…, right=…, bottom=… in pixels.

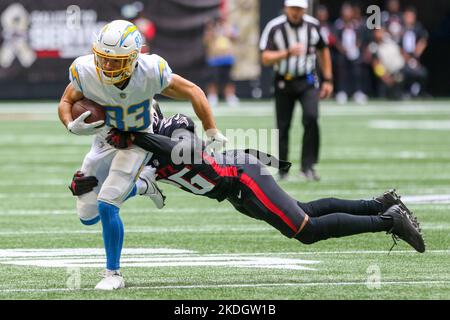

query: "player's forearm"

left=58, top=83, right=83, bottom=128
left=58, top=100, right=74, bottom=128
left=189, top=85, right=216, bottom=132
left=162, top=74, right=217, bottom=131
left=261, top=50, right=289, bottom=66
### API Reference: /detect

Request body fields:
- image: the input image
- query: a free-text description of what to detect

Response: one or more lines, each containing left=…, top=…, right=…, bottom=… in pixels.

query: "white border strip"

left=0, top=280, right=449, bottom=293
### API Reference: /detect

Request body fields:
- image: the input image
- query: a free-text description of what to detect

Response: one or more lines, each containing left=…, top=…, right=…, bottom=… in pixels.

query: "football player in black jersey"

left=70, top=112, right=425, bottom=253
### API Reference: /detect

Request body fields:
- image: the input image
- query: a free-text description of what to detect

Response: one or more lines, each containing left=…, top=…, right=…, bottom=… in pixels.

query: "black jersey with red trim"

left=134, top=114, right=238, bottom=201
left=133, top=114, right=305, bottom=237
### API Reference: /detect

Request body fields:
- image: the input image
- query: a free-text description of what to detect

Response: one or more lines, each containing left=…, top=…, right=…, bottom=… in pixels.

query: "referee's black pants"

left=274, top=77, right=320, bottom=173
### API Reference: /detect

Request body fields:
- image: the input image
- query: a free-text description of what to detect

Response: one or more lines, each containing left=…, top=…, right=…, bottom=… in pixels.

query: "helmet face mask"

left=93, top=20, right=142, bottom=85
left=93, top=48, right=138, bottom=84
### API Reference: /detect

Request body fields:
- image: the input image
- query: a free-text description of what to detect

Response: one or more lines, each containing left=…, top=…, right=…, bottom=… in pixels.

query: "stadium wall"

left=0, top=0, right=448, bottom=99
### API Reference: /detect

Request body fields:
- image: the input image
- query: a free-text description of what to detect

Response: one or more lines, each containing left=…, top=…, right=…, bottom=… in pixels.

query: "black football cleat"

left=381, top=205, right=425, bottom=253
left=375, top=189, right=416, bottom=217
left=375, top=189, right=422, bottom=234
left=375, top=189, right=400, bottom=211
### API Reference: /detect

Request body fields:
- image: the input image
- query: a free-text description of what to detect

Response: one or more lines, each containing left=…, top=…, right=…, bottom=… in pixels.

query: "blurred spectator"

left=351, top=2, right=365, bottom=30
left=400, top=6, right=429, bottom=97
left=133, top=13, right=156, bottom=54
left=352, top=2, right=371, bottom=47
left=352, top=2, right=373, bottom=97
left=203, top=15, right=240, bottom=107
left=334, top=2, right=368, bottom=104
left=315, top=5, right=338, bottom=92
left=316, top=5, right=336, bottom=48
left=382, top=0, right=403, bottom=44
left=367, top=27, right=405, bottom=99
left=121, top=2, right=156, bottom=54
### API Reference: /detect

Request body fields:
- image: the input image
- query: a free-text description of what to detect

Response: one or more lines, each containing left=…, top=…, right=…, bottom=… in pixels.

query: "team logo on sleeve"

left=175, top=114, right=189, bottom=127
left=158, top=58, right=168, bottom=87
left=70, top=63, right=83, bottom=91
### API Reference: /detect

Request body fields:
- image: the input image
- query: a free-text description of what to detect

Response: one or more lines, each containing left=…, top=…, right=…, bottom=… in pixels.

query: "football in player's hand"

left=72, top=99, right=106, bottom=125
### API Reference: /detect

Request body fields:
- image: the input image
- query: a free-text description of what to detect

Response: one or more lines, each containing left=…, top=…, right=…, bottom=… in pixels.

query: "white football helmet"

left=93, top=20, right=143, bottom=84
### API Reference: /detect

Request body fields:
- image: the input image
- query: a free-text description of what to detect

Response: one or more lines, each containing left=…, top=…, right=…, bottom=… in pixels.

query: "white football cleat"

left=95, top=270, right=125, bottom=290
left=138, top=166, right=166, bottom=209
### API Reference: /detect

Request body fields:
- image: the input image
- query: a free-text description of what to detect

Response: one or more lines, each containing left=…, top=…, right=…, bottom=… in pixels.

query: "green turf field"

left=0, top=100, right=449, bottom=300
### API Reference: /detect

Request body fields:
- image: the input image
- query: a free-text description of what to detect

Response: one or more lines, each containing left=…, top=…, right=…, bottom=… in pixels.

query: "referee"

left=260, top=0, right=333, bottom=181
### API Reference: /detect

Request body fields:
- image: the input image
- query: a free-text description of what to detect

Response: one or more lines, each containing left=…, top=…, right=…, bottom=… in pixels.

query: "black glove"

left=69, top=171, right=98, bottom=196
left=106, top=128, right=133, bottom=149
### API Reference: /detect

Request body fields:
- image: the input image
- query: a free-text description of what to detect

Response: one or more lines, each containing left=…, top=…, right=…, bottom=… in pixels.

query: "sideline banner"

left=0, top=0, right=221, bottom=99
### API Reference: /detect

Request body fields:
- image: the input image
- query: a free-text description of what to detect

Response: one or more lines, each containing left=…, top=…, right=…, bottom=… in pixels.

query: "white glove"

left=205, top=130, right=228, bottom=154
left=67, top=111, right=105, bottom=136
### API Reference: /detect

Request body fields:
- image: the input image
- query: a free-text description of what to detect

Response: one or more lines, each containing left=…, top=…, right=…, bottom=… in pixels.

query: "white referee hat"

left=284, top=0, right=309, bottom=8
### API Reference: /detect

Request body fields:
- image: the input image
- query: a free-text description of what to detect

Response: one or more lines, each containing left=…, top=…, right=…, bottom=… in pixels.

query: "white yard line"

left=0, top=248, right=193, bottom=257
left=0, top=248, right=447, bottom=278
left=0, top=248, right=320, bottom=270
left=3, top=191, right=450, bottom=200
left=213, top=250, right=450, bottom=255
left=2, top=103, right=450, bottom=126
left=370, top=120, right=450, bottom=130
left=402, top=194, right=450, bottom=203
left=0, top=180, right=69, bottom=186
left=0, top=226, right=273, bottom=235
left=0, top=248, right=448, bottom=256
left=0, top=222, right=449, bottom=235
left=0, top=192, right=187, bottom=199
left=0, top=207, right=234, bottom=216
left=0, top=193, right=75, bottom=199
left=0, top=280, right=449, bottom=293
left=2, top=101, right=450, bottom=111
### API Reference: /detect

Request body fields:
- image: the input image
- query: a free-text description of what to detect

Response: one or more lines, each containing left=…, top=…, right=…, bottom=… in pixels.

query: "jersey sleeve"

left=152, top=55, right=173, bottom=93
left=259, top=24, right=277, bottom=51
left=311, top=24, right=328, bottom=50
left=416, top=24, right=429, bottom=41
left=68, top=59, right=83, bottom=93
left=133, top=129, right=198, bottom=160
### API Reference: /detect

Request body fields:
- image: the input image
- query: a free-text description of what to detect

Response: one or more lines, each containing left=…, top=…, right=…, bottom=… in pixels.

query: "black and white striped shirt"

left=260, top=14, right=327, bottom=78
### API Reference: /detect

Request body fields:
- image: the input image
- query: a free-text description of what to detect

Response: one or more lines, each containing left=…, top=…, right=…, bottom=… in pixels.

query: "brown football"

left=71, top=98, right=106, bottom=125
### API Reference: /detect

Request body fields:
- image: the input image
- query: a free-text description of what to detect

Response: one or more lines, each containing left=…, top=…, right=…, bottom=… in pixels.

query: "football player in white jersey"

left=57, top=20, right=227, bottom=290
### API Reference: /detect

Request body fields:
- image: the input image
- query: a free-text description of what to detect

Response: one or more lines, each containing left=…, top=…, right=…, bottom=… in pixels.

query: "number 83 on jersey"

left=104, top=99, right=151, bottom=131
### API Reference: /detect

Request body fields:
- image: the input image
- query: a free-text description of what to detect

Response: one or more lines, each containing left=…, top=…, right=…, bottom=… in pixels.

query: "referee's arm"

left=317, top=46, right=333, bottom=99
left=261, top=44, right=305, bottom=66
left=260, top=26, right=295, bottom=66
left=261, top=49, right=289, bottom=66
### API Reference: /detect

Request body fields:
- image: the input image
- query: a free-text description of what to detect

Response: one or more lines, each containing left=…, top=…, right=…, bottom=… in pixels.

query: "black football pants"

left=227, top=158, right=392, bottom=243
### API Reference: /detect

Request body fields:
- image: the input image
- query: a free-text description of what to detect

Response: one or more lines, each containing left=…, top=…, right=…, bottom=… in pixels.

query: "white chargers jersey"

left=69, top=53, right=172, bottom=132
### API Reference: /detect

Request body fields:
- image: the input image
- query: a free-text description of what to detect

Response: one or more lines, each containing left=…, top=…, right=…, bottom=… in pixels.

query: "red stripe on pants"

left=239, top=173, right=298, bottom=233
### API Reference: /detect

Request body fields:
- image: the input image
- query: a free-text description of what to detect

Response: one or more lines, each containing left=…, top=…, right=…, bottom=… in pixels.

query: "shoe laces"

left=388, top=234, right=399, bottom=254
